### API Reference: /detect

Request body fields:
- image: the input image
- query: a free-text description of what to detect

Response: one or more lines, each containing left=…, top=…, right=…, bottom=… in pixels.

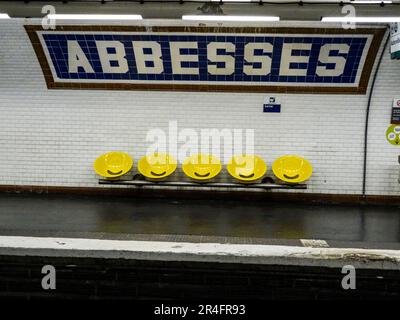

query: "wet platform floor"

left=0, top=193, right=399, bottom=249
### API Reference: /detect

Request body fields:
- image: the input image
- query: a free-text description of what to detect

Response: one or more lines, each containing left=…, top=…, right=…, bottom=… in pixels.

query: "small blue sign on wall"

left=263, top=104, right=281, bottom=113
left=263, top=97, right=281, bottom=113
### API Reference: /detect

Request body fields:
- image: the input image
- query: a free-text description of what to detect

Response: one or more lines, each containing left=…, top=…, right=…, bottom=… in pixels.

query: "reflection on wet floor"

left=0, top=193, right=399, bottom=242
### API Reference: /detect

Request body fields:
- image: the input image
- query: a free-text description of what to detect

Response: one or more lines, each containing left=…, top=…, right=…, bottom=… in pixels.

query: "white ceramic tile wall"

left=0, top=19, right=399, bottom=195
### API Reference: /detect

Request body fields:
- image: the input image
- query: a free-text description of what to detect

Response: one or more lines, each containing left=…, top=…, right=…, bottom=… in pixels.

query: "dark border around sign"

left=24, top=25, right=386, bottom=94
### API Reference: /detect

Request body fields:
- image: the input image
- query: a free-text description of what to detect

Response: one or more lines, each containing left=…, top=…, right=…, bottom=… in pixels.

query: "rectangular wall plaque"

left=391, top=23, right=400, bottom=59
left=263, top=96, right=281, bottom=113
left=392, top=98, right=400, bottom=124
left=25, top=25, right=385, bottom=94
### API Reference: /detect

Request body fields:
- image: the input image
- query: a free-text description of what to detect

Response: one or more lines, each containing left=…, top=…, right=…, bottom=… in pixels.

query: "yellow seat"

left=182, top=154, right=222, bottom=181
left=93, top=151, right=133, bottom=179
left=272, top=155, right=312, bottom=183
left=138, top=152, right=177, bottom=180
left=227, top=155, right=267, bottom=183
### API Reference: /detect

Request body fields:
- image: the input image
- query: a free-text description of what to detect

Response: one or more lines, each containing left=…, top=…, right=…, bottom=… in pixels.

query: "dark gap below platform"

left=0, top=255, right=399, bottom=300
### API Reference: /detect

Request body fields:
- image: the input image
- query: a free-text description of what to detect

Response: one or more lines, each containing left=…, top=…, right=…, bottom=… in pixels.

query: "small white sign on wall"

left=391, top=23, right=400, bottom=59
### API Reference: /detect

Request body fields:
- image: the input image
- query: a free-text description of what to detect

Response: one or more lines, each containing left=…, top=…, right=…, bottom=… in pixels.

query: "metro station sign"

left=25, top=25, right=385, bottom=94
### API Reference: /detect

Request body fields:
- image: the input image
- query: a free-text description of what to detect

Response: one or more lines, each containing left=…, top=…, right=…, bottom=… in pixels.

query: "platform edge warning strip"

left=0, top=236, right=399, bottom=270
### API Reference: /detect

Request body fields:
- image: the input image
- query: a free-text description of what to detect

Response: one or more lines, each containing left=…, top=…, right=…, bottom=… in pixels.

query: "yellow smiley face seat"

left=272, top=155, right=312, bottom=183
left=182, top=154, right=222, bottom=181
left=138, top=152, right=177, bottom=180
left=93, top=151, right=133, bottom=179
left=227, top=155, right=267, bottom=183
